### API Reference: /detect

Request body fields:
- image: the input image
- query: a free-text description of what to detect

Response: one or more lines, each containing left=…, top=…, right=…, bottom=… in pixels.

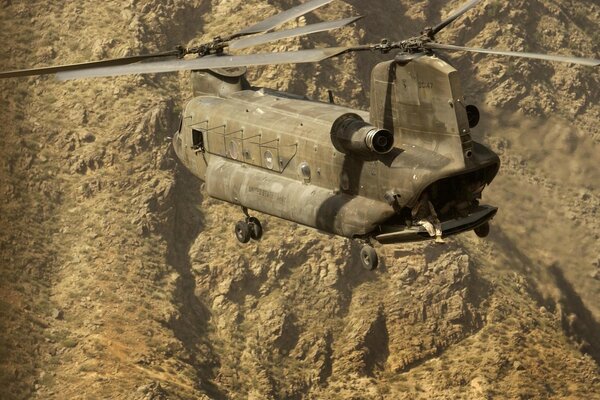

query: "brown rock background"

left=0, top=0, right=599, bottom=399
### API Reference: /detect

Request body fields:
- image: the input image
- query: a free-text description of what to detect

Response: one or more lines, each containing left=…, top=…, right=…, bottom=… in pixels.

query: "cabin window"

left=191, top=129, right=205, bottom=152
left=299, top=162, right=311, bottom=182
left=264, top=151, right=274, bottom=170
left=228, top=140, right=239, bottom=160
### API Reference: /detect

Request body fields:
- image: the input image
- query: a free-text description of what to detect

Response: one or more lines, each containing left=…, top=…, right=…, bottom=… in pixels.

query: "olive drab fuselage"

left=172, top=55, right=500, bottom=241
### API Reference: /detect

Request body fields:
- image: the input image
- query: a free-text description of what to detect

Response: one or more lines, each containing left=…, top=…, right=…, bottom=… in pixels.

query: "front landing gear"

left=235, top=207, right=263, bottom=244
left=235, top=221, right=251, bottom=243
left=360, top=244, right=379, bottom=271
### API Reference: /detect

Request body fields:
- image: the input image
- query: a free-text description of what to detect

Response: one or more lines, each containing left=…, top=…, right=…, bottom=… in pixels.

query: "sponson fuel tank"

left=205, top=157, right=395, bottom=237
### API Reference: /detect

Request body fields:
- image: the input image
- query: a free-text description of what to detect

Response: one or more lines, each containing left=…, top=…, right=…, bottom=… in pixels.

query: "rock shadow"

left=163, top=164, right=226, bottom=399
left=490, top=226, right=600, bottom=366
left=547, top=263, right=600, bottom=365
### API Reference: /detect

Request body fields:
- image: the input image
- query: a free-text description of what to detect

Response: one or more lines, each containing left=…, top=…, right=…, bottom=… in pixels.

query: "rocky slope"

left=1, top=0, right=599, bottom=399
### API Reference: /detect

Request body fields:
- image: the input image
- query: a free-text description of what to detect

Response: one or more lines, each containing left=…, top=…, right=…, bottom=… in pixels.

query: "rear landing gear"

left=474, top=222, right=490, bottom=238
left=247, top=216, right=263, bottom=240
left=235, top=207, right=263, bottom=243
left=360, top=244, right=378, bottom=271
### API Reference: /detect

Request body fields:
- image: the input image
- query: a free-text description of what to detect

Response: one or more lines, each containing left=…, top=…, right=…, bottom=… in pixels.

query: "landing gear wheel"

left=474, top=222, right=490, bottom=238
left=235, top=221, right=251, bottom=243
left=247, top=217, right=263, bottom=240
left=360, top=245, right=378, bottom=271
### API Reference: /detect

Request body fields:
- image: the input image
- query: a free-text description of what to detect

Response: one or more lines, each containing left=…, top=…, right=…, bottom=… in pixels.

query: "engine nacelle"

left=331, top=113, right=394, bottom=158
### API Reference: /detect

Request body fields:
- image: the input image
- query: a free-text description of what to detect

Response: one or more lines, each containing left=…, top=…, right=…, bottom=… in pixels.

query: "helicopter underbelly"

left=205, top=158, right=395, bottom=238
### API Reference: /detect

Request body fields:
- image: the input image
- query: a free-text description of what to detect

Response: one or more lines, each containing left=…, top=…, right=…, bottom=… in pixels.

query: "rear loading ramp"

left=375, top=205, right=497, bottom=244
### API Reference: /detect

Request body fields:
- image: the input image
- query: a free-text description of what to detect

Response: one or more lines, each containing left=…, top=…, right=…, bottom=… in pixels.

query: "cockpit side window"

left=177, top=114, right=183, bottom=134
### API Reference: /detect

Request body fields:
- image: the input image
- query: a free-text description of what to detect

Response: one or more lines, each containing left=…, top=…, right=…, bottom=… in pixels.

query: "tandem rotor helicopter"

left=2, top=0, right=598, bottom=269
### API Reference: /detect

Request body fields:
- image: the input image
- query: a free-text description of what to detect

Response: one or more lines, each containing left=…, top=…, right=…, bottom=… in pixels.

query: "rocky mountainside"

left=1, top=0, right=599, bottom=399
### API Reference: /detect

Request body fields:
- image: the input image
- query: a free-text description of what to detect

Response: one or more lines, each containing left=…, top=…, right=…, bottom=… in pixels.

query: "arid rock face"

left=1, top=1, right=599, bottom=399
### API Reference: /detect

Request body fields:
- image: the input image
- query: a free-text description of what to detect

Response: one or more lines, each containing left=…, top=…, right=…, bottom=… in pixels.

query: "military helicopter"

left=2, top=0, right=598, bottom=270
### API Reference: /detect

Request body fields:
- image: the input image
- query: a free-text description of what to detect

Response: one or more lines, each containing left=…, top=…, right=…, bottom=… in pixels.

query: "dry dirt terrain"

left=1, top=0, right=599, bottom=399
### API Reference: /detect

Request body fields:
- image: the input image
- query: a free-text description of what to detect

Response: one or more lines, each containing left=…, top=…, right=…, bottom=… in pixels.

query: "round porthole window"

left=264, top=150, right=274, bottom=170
left=229, top=140, right=239, bottom=160
left=299, top=162, right=311, bottom=182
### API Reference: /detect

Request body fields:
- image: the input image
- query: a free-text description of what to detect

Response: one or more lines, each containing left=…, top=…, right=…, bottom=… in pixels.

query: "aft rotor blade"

left=431, top=0, right=481, bottom=35
left=425, top=42, right=600, bottom=66
left=228, top=16, right=363, bottom=50
left=0, top=50, right=180, bottom=79
left=56, top=47, right=360, bottom=80
left=232, top=0, right=333, bottom=38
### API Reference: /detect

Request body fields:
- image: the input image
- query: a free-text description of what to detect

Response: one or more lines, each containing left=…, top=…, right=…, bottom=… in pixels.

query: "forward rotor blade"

left=232, top=0, right=333, bottom=38
left=431, top=0, right=481, bottom=35
left=0, top=50, right=180, bottom=79
left=425, top=42, right=600, bottom=66
left=228, top=16, right=362, bottom=51
left=56, top=47, right=360, bottom=80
